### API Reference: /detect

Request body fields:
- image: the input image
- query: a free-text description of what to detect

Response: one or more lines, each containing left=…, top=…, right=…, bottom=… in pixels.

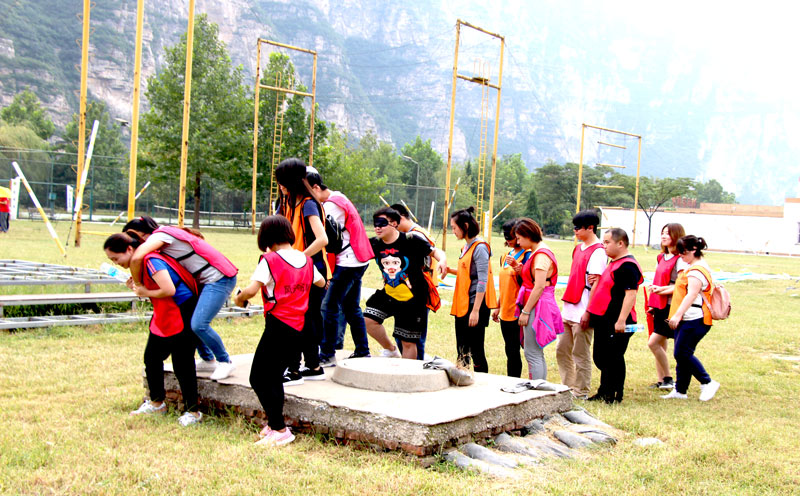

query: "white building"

left=600, top=199, right=800, bottom=256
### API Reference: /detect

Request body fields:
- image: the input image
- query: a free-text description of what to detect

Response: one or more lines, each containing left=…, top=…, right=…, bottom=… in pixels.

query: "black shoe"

left=282, top=370, right=304, bottom=387
left=648, top=381, right=664, bottom=389
left=587, top=393, right=610, bottom=402
left=318, top=355, right=337, bottom=368
left=658, top=377, right=675, bottom=390
left=348, top=351, right=371, bottom=359
left=300, top=367, right=326, bottom=381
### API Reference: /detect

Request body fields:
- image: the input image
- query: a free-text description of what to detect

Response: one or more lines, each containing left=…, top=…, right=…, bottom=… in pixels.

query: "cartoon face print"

left=381, top=255, right=402, bottom=279
left=380, top=249, right=412, bottom=289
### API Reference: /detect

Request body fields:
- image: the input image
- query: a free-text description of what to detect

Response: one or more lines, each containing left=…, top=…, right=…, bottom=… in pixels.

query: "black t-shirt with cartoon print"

left=369, top=233, right=432, bottom=304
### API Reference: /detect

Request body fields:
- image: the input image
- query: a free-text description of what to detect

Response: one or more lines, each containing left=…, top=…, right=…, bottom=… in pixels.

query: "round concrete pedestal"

left=331, top=357, right=450, bottom=392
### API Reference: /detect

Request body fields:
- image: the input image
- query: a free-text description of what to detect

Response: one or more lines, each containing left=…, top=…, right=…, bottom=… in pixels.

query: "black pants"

left=292, top=284, right=324, bottom=371
left=592, top=321, right=632, bottom=401
left=143, top=299, right=199, bottom=412
left=500, top=319, right=523, bottom=377
left=250, top=313, right=302, bottom=431
left=454, top=302, right=490, bottom=373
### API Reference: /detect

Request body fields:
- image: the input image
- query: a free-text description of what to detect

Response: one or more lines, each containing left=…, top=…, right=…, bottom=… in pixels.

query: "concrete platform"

left=157, top=352, right=573, bottom=456
left=331, top=356, right=451, bottom=392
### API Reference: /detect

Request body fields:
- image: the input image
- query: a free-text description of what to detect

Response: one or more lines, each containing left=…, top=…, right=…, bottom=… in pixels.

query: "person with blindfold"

left=363, top=207, right=447, bottom=359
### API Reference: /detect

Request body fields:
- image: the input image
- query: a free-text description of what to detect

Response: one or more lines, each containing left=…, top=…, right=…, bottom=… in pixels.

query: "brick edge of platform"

left=154, top=372, right=574, bottom=457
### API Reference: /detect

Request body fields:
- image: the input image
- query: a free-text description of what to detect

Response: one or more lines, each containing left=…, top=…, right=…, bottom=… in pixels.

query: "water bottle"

left=100, top=262, right=130, bottom=283
left=624, top=323, right=646, bottom=333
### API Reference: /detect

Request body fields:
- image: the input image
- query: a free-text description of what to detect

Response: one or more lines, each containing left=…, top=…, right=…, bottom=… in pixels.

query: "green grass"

left=1, top=220, right=800, bottom=494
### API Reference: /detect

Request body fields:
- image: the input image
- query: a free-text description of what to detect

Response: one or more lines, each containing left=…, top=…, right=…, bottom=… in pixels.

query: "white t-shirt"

left=683, top=259, right=711, bottom=321
left=324, top=193, right=369, bottom=268
left=561, top=242, right=608, bottom=322
left=664, top=253, right=690, bottom=305
left=150, top=231, right=224, bottom=285
left=251, top=248, right=324, bottom=299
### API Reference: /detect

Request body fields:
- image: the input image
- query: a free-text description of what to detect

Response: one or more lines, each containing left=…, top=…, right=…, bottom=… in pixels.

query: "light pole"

left=401, top=155, right=421, bottom=218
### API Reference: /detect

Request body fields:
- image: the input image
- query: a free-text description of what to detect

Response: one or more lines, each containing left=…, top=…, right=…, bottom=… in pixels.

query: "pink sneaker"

left=255, top=427, right=295, bottom=447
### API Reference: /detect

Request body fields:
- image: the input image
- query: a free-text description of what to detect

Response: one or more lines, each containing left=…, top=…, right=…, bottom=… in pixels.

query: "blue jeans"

left=192, top=275, right=236, bottom=363
left=395, top=308, right=428, bottom=360
left=320, top=265, right=370, bottom=357
left=673, top=318, right=712, bottom=394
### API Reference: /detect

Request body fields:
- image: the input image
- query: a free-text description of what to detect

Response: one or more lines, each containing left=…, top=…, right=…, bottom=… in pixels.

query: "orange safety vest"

left=497, top=248, right=529, bottom=321
left=410, top=224, right=439, bottom=286
left=288, top=197, right=331, bottom=278
left=669, top=264, right=713, bottom=326
left=451, top=240, right=498, bottom=317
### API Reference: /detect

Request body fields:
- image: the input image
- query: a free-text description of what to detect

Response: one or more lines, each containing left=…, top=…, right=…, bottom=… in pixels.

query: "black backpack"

left=325, top=214, right=348, bottom=254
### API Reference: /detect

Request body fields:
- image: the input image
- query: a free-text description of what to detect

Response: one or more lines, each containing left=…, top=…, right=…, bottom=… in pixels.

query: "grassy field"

left=1, top=220, right=800, bottom=495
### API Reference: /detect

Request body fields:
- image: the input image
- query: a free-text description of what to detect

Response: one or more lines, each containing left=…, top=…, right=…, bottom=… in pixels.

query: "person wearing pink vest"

left=558, top=210, right=607, bottom=399
left=123, top=216, right=238, bottom=381
left=308, top=171, right=375, bottom=366
left=235, top=216, right=326, bottom=447
left=104, top=232, right=202, bottom=427
left=586, top=228, right=643, bottom=404
left=646, top=223, right=686, bottom=390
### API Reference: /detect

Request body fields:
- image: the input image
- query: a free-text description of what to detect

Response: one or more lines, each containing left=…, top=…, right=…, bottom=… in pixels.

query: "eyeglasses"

left=373, top=218, right=390, bottom=228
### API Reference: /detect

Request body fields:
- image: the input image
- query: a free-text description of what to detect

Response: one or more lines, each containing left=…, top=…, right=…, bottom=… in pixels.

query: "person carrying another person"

left=104, top=231, right=202, bottom=426
left=364, top=207, right=447, bottom=359
left=123, top=216, right=238, bottom=381
left=662, top=235, right=721, bottom=401
left=491, top=219, right=530, bottom=377
left=558, top=210, right=607, bottom=399
left=447, top=207, right=497, bottom=373
left=646, top=223, right=686, bottom=390
left=586, top=228, right=643, bottom=404
left=234, top=216, right=326, bottom=446
left=307, top=170, right=374, bottom=366
left=513, top=218, right=563, bottom=380
left=391, top=202, right=438, bottom=360
left=274, top=158, right=329, bottom=383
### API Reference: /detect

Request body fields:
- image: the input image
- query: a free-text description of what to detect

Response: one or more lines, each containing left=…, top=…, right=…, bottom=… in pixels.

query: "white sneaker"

left=130, top=400, right=167, bottom=415
left=661, top=390, right=688, bottom=399
left=195, top=360, right=218, bottom=373
left=380, top=348, right=401, bottom=358
left=699, top=380, right=720, bottom=401
left=178, top=411, right=203, bottom=426
left=209, top=361, right=236, bottom=381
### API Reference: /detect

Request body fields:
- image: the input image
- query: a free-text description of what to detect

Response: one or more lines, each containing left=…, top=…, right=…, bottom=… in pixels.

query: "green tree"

left=620, top=176, right=693, bottom=246
left=693, top=178, right=736, bottom=204
left=0, top=122, right=50, bottom=183
left=315, top=126, right=387, bottom=206
left=0, top=90, right=55, bottom=140
left=139, top=14, right=251, bottom=228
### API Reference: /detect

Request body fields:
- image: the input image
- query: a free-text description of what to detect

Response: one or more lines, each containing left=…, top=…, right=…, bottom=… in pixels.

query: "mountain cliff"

left=1, top=0, right=797, bottom=205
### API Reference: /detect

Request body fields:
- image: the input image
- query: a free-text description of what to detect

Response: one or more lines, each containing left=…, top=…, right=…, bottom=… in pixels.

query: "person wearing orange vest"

left=308, top=171, right=374, bottom=366
left=586, top=228, right=643, bottom=404
left=490, top=219, right=531, bottom=377
left=104, top=232, right=202, bottom=427
left=447, top=206, right=497, bottom=373
left=558, top=210, right=607, bottom=398
left=646, top=223, right=686, bottom=390
left=275, top=159, right=329, bottom=383
left=124, top=216, right=238, bottom=382
left=662, top=235, right=721, bottom=401
left=513, top=218, right=563, bottom=380
left=364, top=207, right=448, bottom=359
left=392, top=203, right=437, bottom=360
left=234, top=216, right=326, bottom=447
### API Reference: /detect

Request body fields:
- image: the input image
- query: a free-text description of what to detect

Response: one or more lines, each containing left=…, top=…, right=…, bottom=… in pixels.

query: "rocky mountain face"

left=1, top=0, right=797, bottom=204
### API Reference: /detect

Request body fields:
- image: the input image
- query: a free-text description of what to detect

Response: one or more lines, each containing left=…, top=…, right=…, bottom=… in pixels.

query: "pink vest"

left=520, top=247, right=558, bottom=289
left=325, top=193, right=375, bottom=262
left=648, top=253, right=679, bottom=309
left=562, top=242, right=605, bottom=304
left=259, top=251, right=313, bottom=331
left=153, top=226, right=238, bottom=278
left=587, top=255, right=643, bottom=320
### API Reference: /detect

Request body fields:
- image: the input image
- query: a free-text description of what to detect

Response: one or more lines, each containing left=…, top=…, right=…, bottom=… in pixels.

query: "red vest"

left=259, top=251, right=314, bottom=331
left=153, top=226, right=238, bottom=278
left=520, top=247, right=558, bottom=289
left=587, top=255, right=644, bottom=320
left=325, top=193, right=375, bottom=262
left=562, top=242, right=605, bottom=304
left=648, top=252, right=680, bottom=309
left=142, top=252, right=198, bottom=337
